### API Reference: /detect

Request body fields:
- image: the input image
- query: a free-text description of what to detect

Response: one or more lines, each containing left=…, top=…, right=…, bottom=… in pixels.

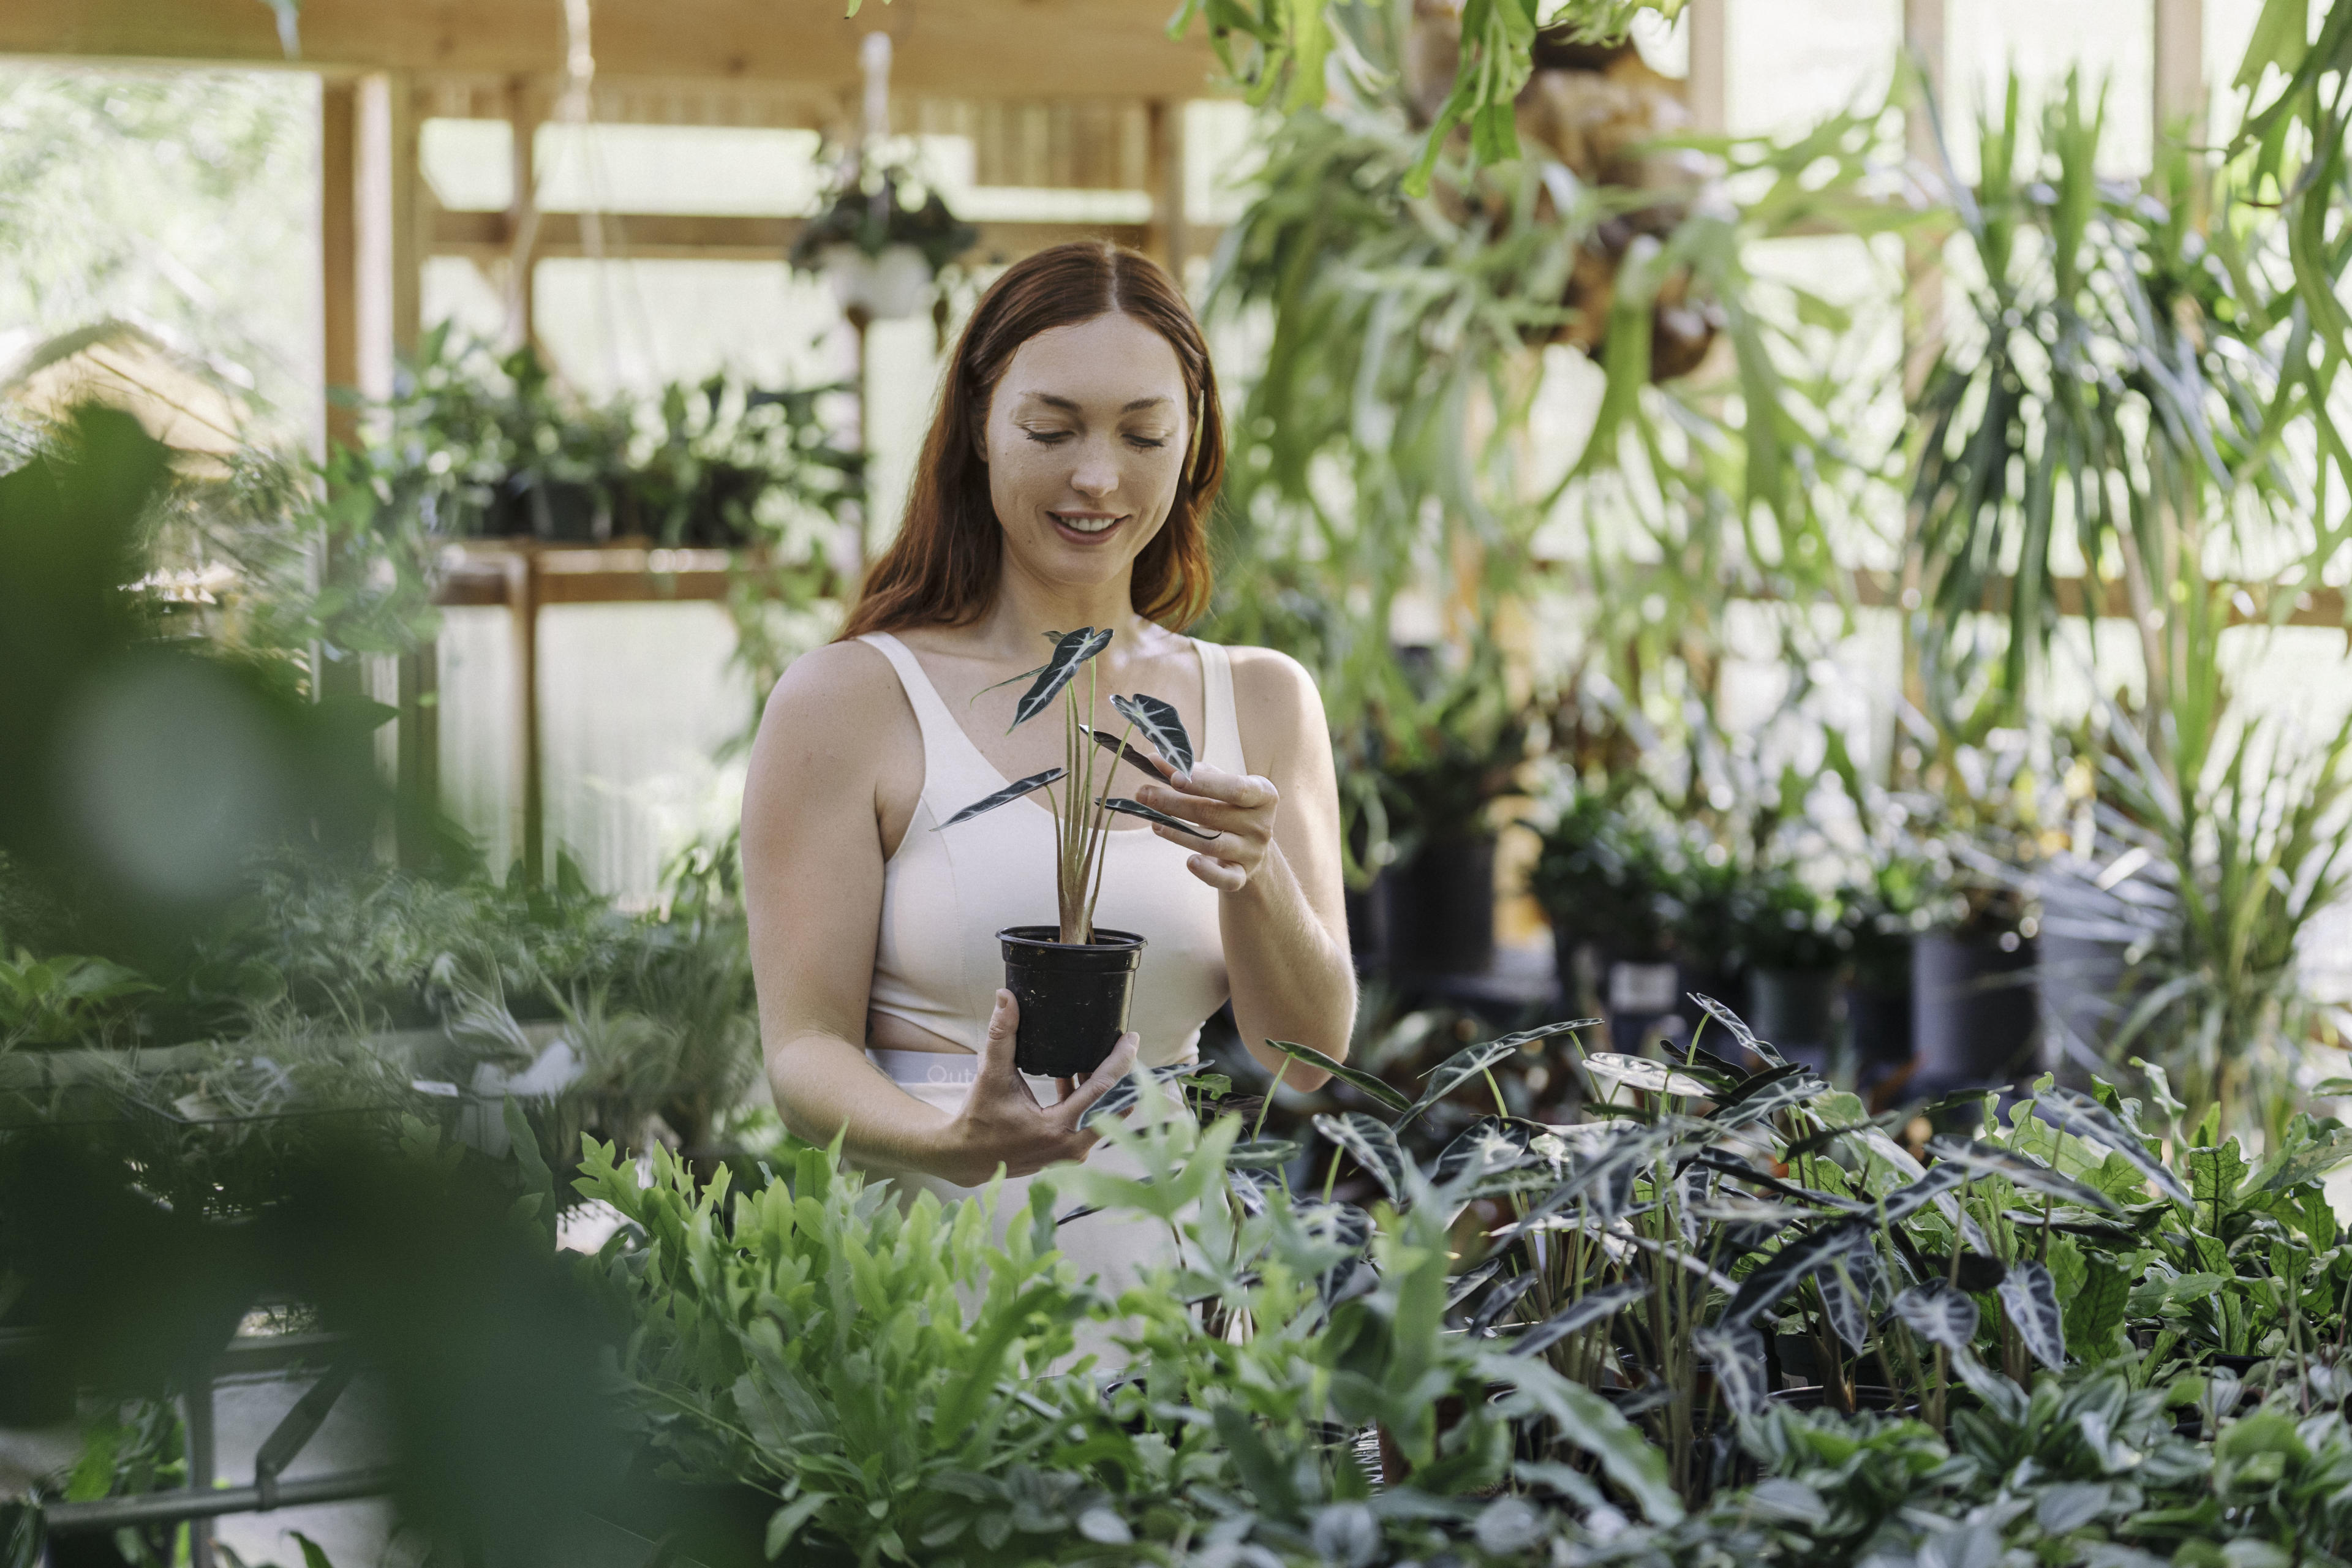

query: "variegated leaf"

left=936, top=766, right=1064, bottom=829
left=1080, top=724, right=1167, bottom=777
left=1396, top=1036, right=1521, bottom=1129
left=1722, top=1217, right=1870, bottom=1327
left=1997, top=1258, right=2066, bottom=1370
left=1263, top=1038, right=1412, bottom=1115
left=1690, top=993, right=1786, bottom=1068
left=2032, top=1087, right=2193, bottom=1205
left=1009, top=627, right=1112, bottom=728
left=1433, top=1116, right=1536, bottom=1188
left=1711, top=1065, right=1831, bottom=1131
left=1227, top=1137, right=1302, bottom=1170
left=1314, top=1112, right=1412, bottom=1204
left=1096, top=796, right=1218, bottom=839
left=1444, top=1255, right=1506, bottom=1311
left=1466, top=1270, right=1542, bottom=1334
left=1926, top=1136, right=2123, bottom=1213
left=1815, top=1234, right=1877, bottom=1351
left=1510, top=1281, right=1645, bottom=1357
left=1110, top=692, right=1194, bottom=774
left=1583, top=1053, right=1717, bottom=1099
left=1695, top=1324, right=1770, bottom=1417
left=1894, top=1279, right=1980, bottom=1354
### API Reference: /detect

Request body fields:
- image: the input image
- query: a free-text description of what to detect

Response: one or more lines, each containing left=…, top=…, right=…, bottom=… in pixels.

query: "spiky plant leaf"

left=1583, top=1053, right=1717, bottom=1099
left=936, top=767, right=1065, bottom=829
left=1466, top=1270, right=1542, bottom=1334
left=1080, top=725, right=1167, bottom=777
left=1396, top=1036, right=1520, bottom=1129
left=1689, top=993, right=1787, bottom=1067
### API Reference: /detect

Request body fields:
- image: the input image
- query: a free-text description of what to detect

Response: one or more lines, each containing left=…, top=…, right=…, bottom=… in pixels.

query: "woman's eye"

left=1126, top=435, right=1170, bottom=450
left=1022, top=429, right=1074, bottom=445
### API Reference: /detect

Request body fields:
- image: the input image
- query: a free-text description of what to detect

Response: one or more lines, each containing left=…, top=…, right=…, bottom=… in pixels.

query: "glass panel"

left=1946, top=0, right=2155, bottom=173
left=420, top=118, right=512, bottom=211
left=1728, top=0, right=1902, bottom=137
left=532, top=123, right=825, bottom=216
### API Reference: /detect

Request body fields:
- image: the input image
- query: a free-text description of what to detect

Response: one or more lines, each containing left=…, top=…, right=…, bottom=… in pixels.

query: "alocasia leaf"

left=1583, top=1053, right=1718, bottom=1099
left=1396, top=1036, right=1521, bottom=1129
left=1695, top=1324, right=1769, bottom=1417
left=1510, top=1281, right=1645, bottom=1357
left=1998, top=1259, right=2067, bottom=1370
left=1009, top=627, right=1111, bottom=728
left=1926, top=1136, right=2124, bottom=1213
left=1081, top=724, right=1166, bottom=777
left=1894, top=1280, right=1980, bottom=1354
left=1466, top=1270, right=1542, bottom=1334
left=936, top=767, right=1063, bottom=829
left=1689, top=993, right=1786, bottom=1068
left=2034, top=1087, right=2194, bottom=1205
left=1313, top=1112, right=1411, bottom=1203
left=1262, top=1038, right=1412, bottom=1115
left=1095, top=797, right=1218, bottom=839
left=1110, top=692, right=1194, bottom=774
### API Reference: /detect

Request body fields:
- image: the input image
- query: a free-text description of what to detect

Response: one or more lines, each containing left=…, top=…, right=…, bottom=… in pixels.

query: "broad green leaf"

left=2034, top=1087, right=2194, bottom=1205
left=1926, top=1136, right=2122, bottom=1213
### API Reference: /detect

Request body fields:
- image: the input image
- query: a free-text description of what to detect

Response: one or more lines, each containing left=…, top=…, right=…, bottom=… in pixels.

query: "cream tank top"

left=857, top=631, right=1245, bottom=1066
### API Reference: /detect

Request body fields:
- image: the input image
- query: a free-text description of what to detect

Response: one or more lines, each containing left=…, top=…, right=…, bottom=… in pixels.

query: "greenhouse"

left=4, top=0, right=2352, bottom=1562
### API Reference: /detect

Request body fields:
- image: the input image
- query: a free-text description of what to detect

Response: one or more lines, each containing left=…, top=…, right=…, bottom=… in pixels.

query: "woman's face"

left=981, top=311, right=1190, bottom=596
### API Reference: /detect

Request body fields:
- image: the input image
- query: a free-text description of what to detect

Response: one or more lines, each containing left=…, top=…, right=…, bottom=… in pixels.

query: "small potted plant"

left=1735, top=859, right=1850, bottom=1074
left=1526, top=786, right=1672, bottom=1047
left=933, top=627, right=1215, bottom=1076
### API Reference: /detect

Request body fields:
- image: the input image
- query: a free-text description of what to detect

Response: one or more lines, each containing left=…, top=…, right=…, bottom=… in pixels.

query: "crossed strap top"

left=856, top=631, right=1245, bottom=1068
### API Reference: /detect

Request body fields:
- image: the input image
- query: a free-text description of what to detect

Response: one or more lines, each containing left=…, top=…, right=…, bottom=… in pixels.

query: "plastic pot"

left=1748, top=967, right=1840, bottom=1073
left=999, top=925, right=1144, bottom=1078
left=1377, top=832, right=1497, bottom=977
left=1912, top=929, right=2039, bottom=1095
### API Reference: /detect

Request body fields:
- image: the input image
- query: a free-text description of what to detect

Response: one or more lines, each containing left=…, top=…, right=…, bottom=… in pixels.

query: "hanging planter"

left=789, top=157, right=976, bottom=323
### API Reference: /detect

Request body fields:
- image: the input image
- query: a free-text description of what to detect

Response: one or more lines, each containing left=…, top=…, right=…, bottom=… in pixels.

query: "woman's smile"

left=1049, top=509, right=1128, bottom=545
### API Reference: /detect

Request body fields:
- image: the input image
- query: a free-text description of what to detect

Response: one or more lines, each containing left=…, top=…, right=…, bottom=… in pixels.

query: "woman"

left=739, top=242, right=1356, bottom=1261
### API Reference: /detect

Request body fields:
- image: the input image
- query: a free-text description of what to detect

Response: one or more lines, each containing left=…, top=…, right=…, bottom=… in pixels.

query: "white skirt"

left=855, top=1049, right=1184, bottom=1365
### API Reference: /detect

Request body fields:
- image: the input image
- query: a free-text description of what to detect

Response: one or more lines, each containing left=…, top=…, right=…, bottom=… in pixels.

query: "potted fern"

left=933, top=627, right=1215, bottom=1076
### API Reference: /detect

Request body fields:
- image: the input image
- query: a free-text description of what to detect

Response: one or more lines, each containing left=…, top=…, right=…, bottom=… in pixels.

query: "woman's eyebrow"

left=1017, top=393, right=1173, bottom=413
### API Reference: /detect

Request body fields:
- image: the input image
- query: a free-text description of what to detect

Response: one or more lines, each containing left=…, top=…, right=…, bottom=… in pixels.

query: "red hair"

left=839, top=241, right=1223, bottom=638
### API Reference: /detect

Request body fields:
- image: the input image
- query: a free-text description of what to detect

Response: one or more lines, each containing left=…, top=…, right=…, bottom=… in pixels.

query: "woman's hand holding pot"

left=1133, top=763, right=1280, bottom=893
left=925, top=989, right=1138, bottom=1186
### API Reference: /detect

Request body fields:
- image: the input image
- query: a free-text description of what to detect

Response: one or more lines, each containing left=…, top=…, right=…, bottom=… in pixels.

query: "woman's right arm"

left=739, top=643, right=1134, bottom=1186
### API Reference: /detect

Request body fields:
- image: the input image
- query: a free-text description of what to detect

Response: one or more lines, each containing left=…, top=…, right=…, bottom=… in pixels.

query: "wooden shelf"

left=430, top=541, right=779, bottom=608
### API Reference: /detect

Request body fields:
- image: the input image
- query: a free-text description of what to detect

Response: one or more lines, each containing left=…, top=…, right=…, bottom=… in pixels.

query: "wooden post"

left=320, top=78, right=360, bottom=458
left=1684, top=0, right=1728, bottom=134
left=357, top=72, right=440, bottom=863
left=505, top=548, right=545, bottom=885
left=506, top=75, right=539, bottom=350
left=1145, top=99, right=1187, bottom=279
left=1901, top=0, right=1947, bottom=402
left=2154, top=0, right=2206, bottom=148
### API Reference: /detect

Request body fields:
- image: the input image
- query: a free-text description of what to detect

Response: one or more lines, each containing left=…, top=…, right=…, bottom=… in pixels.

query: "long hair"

left=839, top=241, right=1223, bottom=639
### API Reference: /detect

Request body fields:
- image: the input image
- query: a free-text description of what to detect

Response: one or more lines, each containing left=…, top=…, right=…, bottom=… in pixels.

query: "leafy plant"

left=932, top=628, right=1211, bottom=944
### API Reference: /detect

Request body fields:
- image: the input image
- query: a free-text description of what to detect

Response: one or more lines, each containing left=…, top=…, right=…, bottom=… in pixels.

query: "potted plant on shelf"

left=1733, top=859, right=1849, bottom=1075
left=789, top=151, right=976, bottom=326
left=1838, top=851, right=1952, bottom=1095
left=1526, top=785, right=1672, bottom=1048
left=931, top=627, right=1215, bottom=1076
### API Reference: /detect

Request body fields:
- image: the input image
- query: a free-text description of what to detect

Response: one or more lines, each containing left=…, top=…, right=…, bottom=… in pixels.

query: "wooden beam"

left=2154, top=0, right=2206, bottom=146
left=320, top=79, right=359, bottom=454
left=0, top=0, right=1218, bottom=102
left=1145, top=99, right=1186, bottom=279
left=505, top=75, right=538, bottom=349
left=429, top=208, right=1163, bottom=263
left=1684, top=0, right=1727, bottom=134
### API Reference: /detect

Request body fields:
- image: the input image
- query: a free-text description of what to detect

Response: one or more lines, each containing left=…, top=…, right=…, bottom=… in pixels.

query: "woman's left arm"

left=1133, top=647, right=1357, bottom=1087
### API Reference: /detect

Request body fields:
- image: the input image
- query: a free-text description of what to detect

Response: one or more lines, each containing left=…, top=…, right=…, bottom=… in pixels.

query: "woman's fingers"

left=1049, top=1031, right=1141, bottom=1129
left=976, top=989, right=1029, bottom=1092
left=1185, top=853, right=1250, bottom=892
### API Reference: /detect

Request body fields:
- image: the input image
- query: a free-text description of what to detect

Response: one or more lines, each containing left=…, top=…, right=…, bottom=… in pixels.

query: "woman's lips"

left=1050, top=513, right=1126, bottom=546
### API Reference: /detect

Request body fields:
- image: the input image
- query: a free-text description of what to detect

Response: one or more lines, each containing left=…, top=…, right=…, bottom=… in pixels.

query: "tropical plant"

left=1527, top=784, right=1673, bottom=959
left=929, top=627, right=1215, bottom=944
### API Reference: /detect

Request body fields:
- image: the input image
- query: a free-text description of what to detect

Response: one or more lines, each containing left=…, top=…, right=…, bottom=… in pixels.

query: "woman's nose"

left=1069, top=448, right=1120, bottom=498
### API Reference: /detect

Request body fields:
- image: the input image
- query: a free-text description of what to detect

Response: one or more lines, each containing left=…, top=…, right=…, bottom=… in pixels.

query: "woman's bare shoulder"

left=1219, top=644, right=1326, bottom=720
left=750, top=638, right=913, bottom=773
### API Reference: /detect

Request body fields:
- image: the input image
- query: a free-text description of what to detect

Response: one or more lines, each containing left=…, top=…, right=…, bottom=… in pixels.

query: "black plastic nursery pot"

left=1000, top=925, right=1145, bottom=1078
left=1748, top=967, right=1839, bottom=1074
left=1377, top=832, right=1497, bottom=977
left=1912, top=929, right=2040, bottom=1098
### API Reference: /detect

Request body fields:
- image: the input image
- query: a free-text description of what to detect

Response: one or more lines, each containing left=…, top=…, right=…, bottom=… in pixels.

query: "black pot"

left=2036, top=932, right=2140, bottom=1086
left=1845, top=979, right=1915, bottom=1068
left=1000, top=925, right=1144, bottom=1077
left=1599, top=952, right=1682, bottom=1052
left=1378, top=832, right=1496, bottom=977
left=1913, top=929, right=2039, bottom=1094
left=1748, top=967, right=1839, bottom=1074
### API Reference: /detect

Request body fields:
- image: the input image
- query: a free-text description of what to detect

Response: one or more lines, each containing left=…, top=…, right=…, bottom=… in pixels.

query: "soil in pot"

left=1378, top=832, right=1496, bottom=977
left=1000, top=925, right=1144, bottom=1078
